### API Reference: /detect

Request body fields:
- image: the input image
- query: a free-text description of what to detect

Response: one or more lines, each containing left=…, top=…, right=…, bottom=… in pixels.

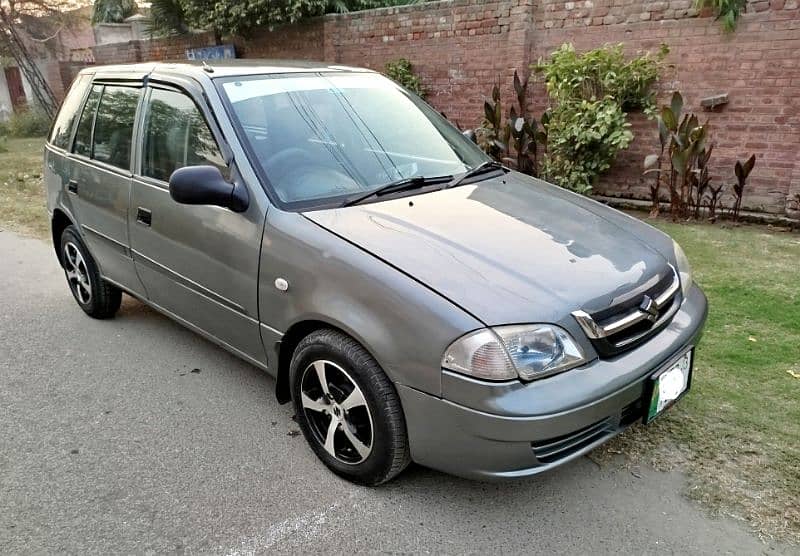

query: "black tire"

left=60, top=225, right=122, bottom=319
left=290, top=329, right=411, bottom=486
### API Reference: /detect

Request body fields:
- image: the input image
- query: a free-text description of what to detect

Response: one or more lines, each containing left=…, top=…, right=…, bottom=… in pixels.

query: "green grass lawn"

left=0, top=137, right=48, bottom=238
left=600, top=221, right=800, bottom=544
left=1, top=138, right=798, bottom=543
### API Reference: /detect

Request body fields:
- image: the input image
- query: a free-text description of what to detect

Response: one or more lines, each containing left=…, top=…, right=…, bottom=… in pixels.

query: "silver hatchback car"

left=45, top=61, right=707, bottom=485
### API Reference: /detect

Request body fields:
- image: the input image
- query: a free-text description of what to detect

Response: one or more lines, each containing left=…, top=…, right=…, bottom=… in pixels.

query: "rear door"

left=128, top=78, right=267, bottom=365
left=67, top=77, right=146, bottom=295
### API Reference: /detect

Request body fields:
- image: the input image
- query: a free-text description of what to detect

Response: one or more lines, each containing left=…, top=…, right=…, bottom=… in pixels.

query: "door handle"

left=67, top=180, right=78, bottom=194
left=136, top=207, right=152, bottom=227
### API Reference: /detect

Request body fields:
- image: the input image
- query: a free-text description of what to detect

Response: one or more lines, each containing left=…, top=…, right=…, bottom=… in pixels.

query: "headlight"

left=442, top=324, right=587, bottom=382
left=673, top=240, right=693, bottom=299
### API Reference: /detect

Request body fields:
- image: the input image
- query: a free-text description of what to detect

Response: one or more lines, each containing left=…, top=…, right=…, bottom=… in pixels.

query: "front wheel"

left=290, top=329, right=411, bottom=486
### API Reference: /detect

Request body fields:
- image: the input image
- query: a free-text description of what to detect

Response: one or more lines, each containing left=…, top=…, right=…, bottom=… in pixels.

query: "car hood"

left=303, top=172, right=671, bottom=326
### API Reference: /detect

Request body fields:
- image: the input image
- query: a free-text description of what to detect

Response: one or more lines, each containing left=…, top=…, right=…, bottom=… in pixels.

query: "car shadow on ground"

left=115, top=295, right=279, bottom=387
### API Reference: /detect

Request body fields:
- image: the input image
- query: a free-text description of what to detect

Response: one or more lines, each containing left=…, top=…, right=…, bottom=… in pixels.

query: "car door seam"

left=81, top=224, right=130, bottom=257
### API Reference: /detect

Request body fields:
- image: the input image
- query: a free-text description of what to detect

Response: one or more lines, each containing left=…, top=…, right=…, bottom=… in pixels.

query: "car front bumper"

left=397, top=284, right=708, bottom=480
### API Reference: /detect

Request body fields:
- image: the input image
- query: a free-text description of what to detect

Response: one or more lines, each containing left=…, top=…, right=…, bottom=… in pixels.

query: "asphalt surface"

left=0, top=229, right=791, bottom=555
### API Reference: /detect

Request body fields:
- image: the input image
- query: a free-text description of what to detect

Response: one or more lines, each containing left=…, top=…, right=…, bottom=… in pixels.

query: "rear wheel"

left=290, top=329, right=411, bottom=486
left=60, top=225, right=122, bottom=319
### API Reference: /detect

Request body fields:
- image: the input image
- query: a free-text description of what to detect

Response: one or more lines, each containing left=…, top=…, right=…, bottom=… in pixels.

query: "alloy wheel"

left=300, top=360, right=374, bottom=465
left=64, top=241, right=92, bottom=304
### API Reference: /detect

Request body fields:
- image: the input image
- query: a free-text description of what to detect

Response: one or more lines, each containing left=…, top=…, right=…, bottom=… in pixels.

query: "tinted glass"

left=220, top=73, right=487, bottom=206
left=142, top=88, right=226, bottom=182
left=49, top=74, right=91, bottom=150
left=72, top=84, right=102, bottom=158
left=92, top=86, right=140, bottom=169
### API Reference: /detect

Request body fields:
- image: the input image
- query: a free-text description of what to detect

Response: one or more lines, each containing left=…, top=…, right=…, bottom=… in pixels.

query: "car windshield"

left=219, top=72, right=489, bottom=208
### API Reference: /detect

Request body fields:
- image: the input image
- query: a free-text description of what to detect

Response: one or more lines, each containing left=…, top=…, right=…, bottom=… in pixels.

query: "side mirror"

left=169, top=165, right=248, bottom=212
left=462, top=129, right=477, bottom=144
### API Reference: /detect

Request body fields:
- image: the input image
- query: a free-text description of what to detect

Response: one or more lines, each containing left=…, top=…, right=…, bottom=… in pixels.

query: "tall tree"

left=91, top=0, right=137, bottom=24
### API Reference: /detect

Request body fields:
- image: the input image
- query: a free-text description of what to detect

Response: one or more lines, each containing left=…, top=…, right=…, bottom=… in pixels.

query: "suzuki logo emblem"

left=640, top=295, right=659, bottom=322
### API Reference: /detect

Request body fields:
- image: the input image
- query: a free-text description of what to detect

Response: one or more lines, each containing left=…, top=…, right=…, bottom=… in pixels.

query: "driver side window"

left=142, top=88, right=226, bottom=182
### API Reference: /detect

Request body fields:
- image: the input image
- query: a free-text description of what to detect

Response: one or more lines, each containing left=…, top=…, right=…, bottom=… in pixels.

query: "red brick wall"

left=82, top=0, right=800, bottom=216
left=320, top=1, right=534, bottom=127
left=234, top=20, right=325, bottom=59
left=89, top=1, right=535, bottom=151
left=532, top=0, right=800, bottom=215
left=91, top=31, right=218, bottom=65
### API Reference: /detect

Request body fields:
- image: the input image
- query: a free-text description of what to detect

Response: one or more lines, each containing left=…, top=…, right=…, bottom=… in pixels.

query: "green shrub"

left=476, top=71, right=541, bottom=176
left=384, top=58, right=426, bottom=98
left=4, top=108, right=52, bottom=138
left=536, top=43, right=667, bottom=114
left=695, top=0, right=746, bottom=32
left=533, top=43, right=666, bottom=193
left=0, top=136, right=8, bottom=153
left=645, top=91, right=713, bottom=220
left=540, top=99, right=632, bottom=195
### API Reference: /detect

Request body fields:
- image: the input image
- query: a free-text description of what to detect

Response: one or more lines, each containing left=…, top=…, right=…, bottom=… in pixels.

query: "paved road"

left=0, top=230, right=789, bottom=555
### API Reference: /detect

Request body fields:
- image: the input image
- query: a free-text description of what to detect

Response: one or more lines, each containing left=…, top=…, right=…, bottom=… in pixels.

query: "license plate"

left=644, top=349, right=693, bottom=424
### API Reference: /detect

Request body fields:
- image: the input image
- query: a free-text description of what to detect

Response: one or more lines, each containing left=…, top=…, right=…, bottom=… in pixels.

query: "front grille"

left=572, top=266, right=681, bottom=358
left=531, top=418, right=614, bottom=463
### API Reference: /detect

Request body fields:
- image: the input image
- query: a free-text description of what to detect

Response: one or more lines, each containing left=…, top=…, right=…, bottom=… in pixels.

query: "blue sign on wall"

left=186, top=44, right=236, bottom=61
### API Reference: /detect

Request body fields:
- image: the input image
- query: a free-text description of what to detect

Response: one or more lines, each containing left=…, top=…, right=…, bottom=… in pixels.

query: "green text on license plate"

left=646, top=349, right=692, bottom=423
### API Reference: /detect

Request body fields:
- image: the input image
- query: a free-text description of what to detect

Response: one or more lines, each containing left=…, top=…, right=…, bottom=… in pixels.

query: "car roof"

left=80, top=60, right=375, bottom=80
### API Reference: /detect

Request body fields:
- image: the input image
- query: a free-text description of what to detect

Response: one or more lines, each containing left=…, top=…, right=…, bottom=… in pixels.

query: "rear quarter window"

left=49, top=74, right=91, bottom=150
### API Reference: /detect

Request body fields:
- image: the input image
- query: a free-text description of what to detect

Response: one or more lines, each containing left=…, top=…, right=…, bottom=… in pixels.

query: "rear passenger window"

left=72, top=85, right=102, bottom=158
left=142, top=88, right=226, bottom=182
left=49, top=74, right=91, bottom=150
left=92, top=86, right=140, bottom=170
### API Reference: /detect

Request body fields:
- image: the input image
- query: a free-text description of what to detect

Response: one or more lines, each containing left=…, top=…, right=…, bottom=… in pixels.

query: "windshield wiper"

left=342, top=175, right=453, bottom=207
left=445, top=160, right=508, bottom=189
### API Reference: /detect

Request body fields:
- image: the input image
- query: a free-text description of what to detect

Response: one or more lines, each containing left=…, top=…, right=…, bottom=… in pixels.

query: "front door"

left=129, top=84, right=267, bottom=365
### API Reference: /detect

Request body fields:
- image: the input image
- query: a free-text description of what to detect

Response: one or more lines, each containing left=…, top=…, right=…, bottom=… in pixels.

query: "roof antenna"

left=202, top=60, right=214, bottom=73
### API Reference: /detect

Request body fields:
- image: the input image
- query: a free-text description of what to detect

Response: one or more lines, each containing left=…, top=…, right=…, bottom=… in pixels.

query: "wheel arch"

left=274, top=318, right=384, bottom=405
left=51, top=208, right=74, bottom=267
